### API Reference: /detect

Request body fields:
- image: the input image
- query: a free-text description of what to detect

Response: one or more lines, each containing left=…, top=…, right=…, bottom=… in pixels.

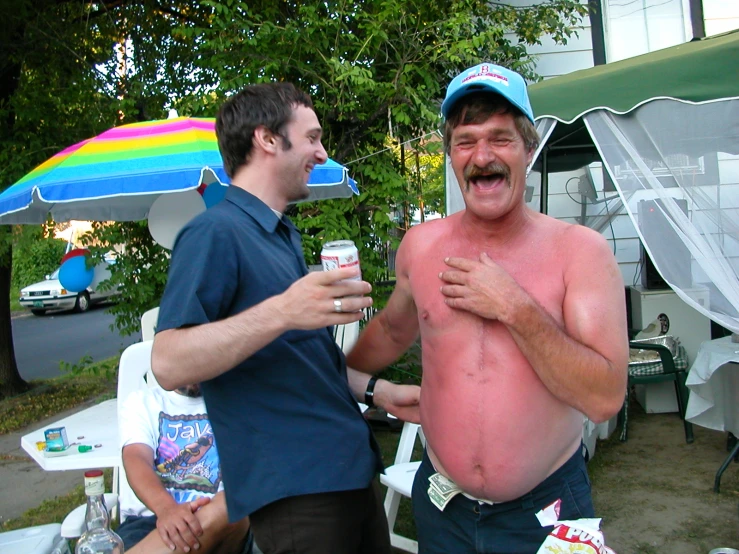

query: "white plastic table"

left=685, top=336, right=739, bottom=492
left=686, top=337, right=739, bottom=433
left=20, top=399, right=119, bottom=471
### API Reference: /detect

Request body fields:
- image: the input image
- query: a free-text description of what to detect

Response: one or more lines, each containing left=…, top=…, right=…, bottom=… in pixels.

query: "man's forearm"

left=505, top=297, right=627, bottom=423
left=124, top=453, right=179, bottom=516
left=346, top=316, right=417, bottom=373
left=347, top=367, right=377, bottom=403
left=347, top=368, right=421, bottom=423
left=152, top=297, right=287, bottom=390
left=153, top=267, right=374, bottom=391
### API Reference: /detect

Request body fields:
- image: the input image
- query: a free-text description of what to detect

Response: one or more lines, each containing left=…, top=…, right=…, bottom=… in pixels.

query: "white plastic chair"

left=379, top=422, right=425, bottom=553
left=140, top=306, right=159, bottom=342
left=0, top=523, right=71, bottom=554
left=333, top=321, right=369, bottom=413
left=61, top=341, right=156, bottom=538
left=140, top=307, right=161, bottom=387
left=333, top=320, right=359, bottom=353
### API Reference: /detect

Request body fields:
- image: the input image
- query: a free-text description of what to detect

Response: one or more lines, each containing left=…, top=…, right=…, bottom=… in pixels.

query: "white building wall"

left=503, top=0, right=595, bottom=79
left=603, top=0, right=693, bottom=62
left=703, top=1, right=739, bottom=35
left=450, top=1, right=739, bottom=286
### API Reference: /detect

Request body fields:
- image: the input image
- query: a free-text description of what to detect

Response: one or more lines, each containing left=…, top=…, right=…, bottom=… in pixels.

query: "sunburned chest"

left=409, top=238, right=566, bottom=331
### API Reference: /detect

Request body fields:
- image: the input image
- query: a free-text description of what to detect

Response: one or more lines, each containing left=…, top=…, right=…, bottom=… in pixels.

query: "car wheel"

left=31, top=309, right=47, bottom=316
left=74, top=291, right=90, bottom=313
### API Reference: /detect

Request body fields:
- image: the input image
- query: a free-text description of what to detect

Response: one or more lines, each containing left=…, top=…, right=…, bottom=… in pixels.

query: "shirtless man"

left=345, top=63, right=629, bottom=552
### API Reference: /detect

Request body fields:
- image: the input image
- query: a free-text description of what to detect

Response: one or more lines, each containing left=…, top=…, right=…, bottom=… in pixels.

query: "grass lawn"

left=3, top=373, right=734, bottom=552
left=0, top=359, right=119, bottom=436
left=1, top=433, right=413, bottom=547
left=0, top=375, right=418, bottom=542
left=0, top=357, right=119, bottom=536
left=0, top=470, right=115, bottom=535
left=10, top=285, right=23, bottom=314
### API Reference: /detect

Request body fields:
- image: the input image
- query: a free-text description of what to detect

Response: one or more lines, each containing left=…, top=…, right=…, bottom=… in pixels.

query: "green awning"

left=527, top=30, right=739, bottom=173
left=528, top=29, right=739, bottom=124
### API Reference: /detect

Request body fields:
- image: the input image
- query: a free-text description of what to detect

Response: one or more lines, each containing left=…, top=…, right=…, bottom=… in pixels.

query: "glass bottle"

left=75, top=469, right=124, bottom=554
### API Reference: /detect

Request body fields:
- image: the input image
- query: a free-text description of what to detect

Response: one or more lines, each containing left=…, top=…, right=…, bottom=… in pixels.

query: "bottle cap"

left=84, top=469, right=105, bottom=496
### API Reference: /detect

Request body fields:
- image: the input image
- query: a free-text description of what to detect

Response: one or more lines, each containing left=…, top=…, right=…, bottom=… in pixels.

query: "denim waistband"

left=421, top=445, right=585, bottom=510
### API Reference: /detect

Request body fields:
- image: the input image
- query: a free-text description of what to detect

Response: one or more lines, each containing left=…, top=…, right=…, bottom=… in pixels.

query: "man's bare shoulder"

left=403, top=213, right=458, bottom=246
left=395, top=217, right=455, bottom=276
left=410, top=214, right=456, bottom=234
left=564, top=220, right=613, bottom=256
left=535, top=213, right=611, bottom=253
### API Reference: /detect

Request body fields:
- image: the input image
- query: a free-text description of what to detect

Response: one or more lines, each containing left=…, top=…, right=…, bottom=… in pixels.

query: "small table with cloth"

left=685, top=336, right=739, bottom=492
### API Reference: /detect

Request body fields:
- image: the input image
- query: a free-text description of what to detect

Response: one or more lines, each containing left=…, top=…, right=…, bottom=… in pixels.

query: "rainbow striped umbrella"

left=0, top=117, right=358, bottom=224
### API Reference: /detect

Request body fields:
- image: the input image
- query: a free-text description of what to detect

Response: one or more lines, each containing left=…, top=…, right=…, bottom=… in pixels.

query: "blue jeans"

left=412, top=448, right=594, bottom=554
left=116, top=515, right=158, bottom=550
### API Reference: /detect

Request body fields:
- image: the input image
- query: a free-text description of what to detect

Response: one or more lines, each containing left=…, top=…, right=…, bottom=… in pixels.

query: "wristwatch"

left=364, top=376, right=378, bottom=408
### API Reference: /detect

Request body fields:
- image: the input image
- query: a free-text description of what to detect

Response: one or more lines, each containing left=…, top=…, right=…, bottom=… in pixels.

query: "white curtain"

left=585, top=99, right=739, bottom=333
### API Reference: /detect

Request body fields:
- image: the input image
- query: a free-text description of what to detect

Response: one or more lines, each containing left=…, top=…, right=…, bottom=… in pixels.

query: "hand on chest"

left=411, top=244, right=563, bottom=328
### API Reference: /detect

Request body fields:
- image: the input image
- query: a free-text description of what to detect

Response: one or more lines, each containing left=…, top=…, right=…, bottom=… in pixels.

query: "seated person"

left=119, top=382, right=253, bottom=554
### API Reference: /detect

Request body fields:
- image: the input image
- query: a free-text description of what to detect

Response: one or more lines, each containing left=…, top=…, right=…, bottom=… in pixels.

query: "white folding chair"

left=140, top=306, right=159, bottom=342
left=333, top=320, right=359, bottom=353
left=140, top=307, right=161, bottom=387
left=333, top=321, right=370, bottom=413
left=380, top=421, right=425, bottom=553
left=61, top=341, right=157, bottom=538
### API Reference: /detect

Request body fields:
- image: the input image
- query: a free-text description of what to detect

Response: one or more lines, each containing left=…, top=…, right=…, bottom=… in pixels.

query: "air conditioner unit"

left=615, top=154, right=704, bottom=180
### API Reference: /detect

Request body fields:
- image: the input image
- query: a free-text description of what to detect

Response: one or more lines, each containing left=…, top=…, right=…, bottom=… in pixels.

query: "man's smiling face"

left=449, top=110, right=533, bottom=221
left=276, top=105, right=328, bottom=203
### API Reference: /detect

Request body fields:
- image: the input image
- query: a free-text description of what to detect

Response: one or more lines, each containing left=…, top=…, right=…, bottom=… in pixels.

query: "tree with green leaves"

left=1, top=0, right=586, bottom=396
left=182, top=0, right=586, bottom=292
left=1, top=0, right=120, bottom=396
left=0, top=0, right=211, bottom=396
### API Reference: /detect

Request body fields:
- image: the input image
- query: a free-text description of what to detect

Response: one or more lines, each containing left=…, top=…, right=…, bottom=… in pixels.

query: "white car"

left=19, top=266, right=118, bottom=316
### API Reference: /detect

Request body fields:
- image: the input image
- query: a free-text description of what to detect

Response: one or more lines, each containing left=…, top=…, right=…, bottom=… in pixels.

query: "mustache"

left=463, top=162, right=511, bottom=183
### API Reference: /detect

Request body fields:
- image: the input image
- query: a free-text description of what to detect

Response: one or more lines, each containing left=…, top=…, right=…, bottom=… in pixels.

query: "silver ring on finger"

left=334, top=299, right=343, bottom=313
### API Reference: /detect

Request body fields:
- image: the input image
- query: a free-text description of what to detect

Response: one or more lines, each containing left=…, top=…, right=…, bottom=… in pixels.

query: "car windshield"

left=49, top=268, right=61, bottom=280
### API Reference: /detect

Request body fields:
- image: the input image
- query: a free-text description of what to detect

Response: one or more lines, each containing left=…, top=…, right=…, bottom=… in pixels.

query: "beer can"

left=321, top=240, right=361, bottom=281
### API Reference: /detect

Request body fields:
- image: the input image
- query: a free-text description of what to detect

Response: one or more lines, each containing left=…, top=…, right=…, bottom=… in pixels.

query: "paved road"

left=12, top=304, right=141, bottom=381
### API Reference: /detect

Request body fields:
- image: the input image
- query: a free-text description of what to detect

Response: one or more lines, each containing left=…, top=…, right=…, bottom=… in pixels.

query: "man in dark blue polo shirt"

left=152, top=82, right=420, bottom=554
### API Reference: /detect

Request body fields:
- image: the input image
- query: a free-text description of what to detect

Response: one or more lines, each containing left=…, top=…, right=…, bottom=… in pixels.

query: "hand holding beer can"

left=321, top=240, right=362, bottom=282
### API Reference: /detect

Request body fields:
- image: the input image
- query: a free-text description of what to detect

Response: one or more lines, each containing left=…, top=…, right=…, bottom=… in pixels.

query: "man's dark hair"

left=443, top=92, right=539, bottom=154
left=216, top=82, right=314, bottom=178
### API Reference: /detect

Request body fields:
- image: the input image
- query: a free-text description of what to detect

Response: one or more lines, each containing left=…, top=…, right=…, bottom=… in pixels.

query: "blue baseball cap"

left=441, top=63, right=534, bottom=123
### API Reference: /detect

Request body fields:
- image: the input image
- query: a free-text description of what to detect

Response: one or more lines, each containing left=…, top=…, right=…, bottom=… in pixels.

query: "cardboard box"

left=43, top=427, right=69, bottom=451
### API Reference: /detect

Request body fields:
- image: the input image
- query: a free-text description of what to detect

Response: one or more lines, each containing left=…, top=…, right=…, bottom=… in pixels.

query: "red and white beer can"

left=321, top=240, right=361, bottom=281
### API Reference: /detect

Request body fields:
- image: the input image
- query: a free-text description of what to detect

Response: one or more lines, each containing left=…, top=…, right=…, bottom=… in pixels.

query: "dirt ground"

left=590, top=398, right=739, bottom=553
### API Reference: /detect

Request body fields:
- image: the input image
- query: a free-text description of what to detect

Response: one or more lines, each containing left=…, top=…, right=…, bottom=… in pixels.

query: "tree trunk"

left=0, top=233, right=29, bottom=399
left=0, top=4, right=30, bottom=399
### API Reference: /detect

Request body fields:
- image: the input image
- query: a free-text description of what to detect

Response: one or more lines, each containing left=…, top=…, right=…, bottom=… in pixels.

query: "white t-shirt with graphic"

left=120, top=388, right=223, bottom=519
